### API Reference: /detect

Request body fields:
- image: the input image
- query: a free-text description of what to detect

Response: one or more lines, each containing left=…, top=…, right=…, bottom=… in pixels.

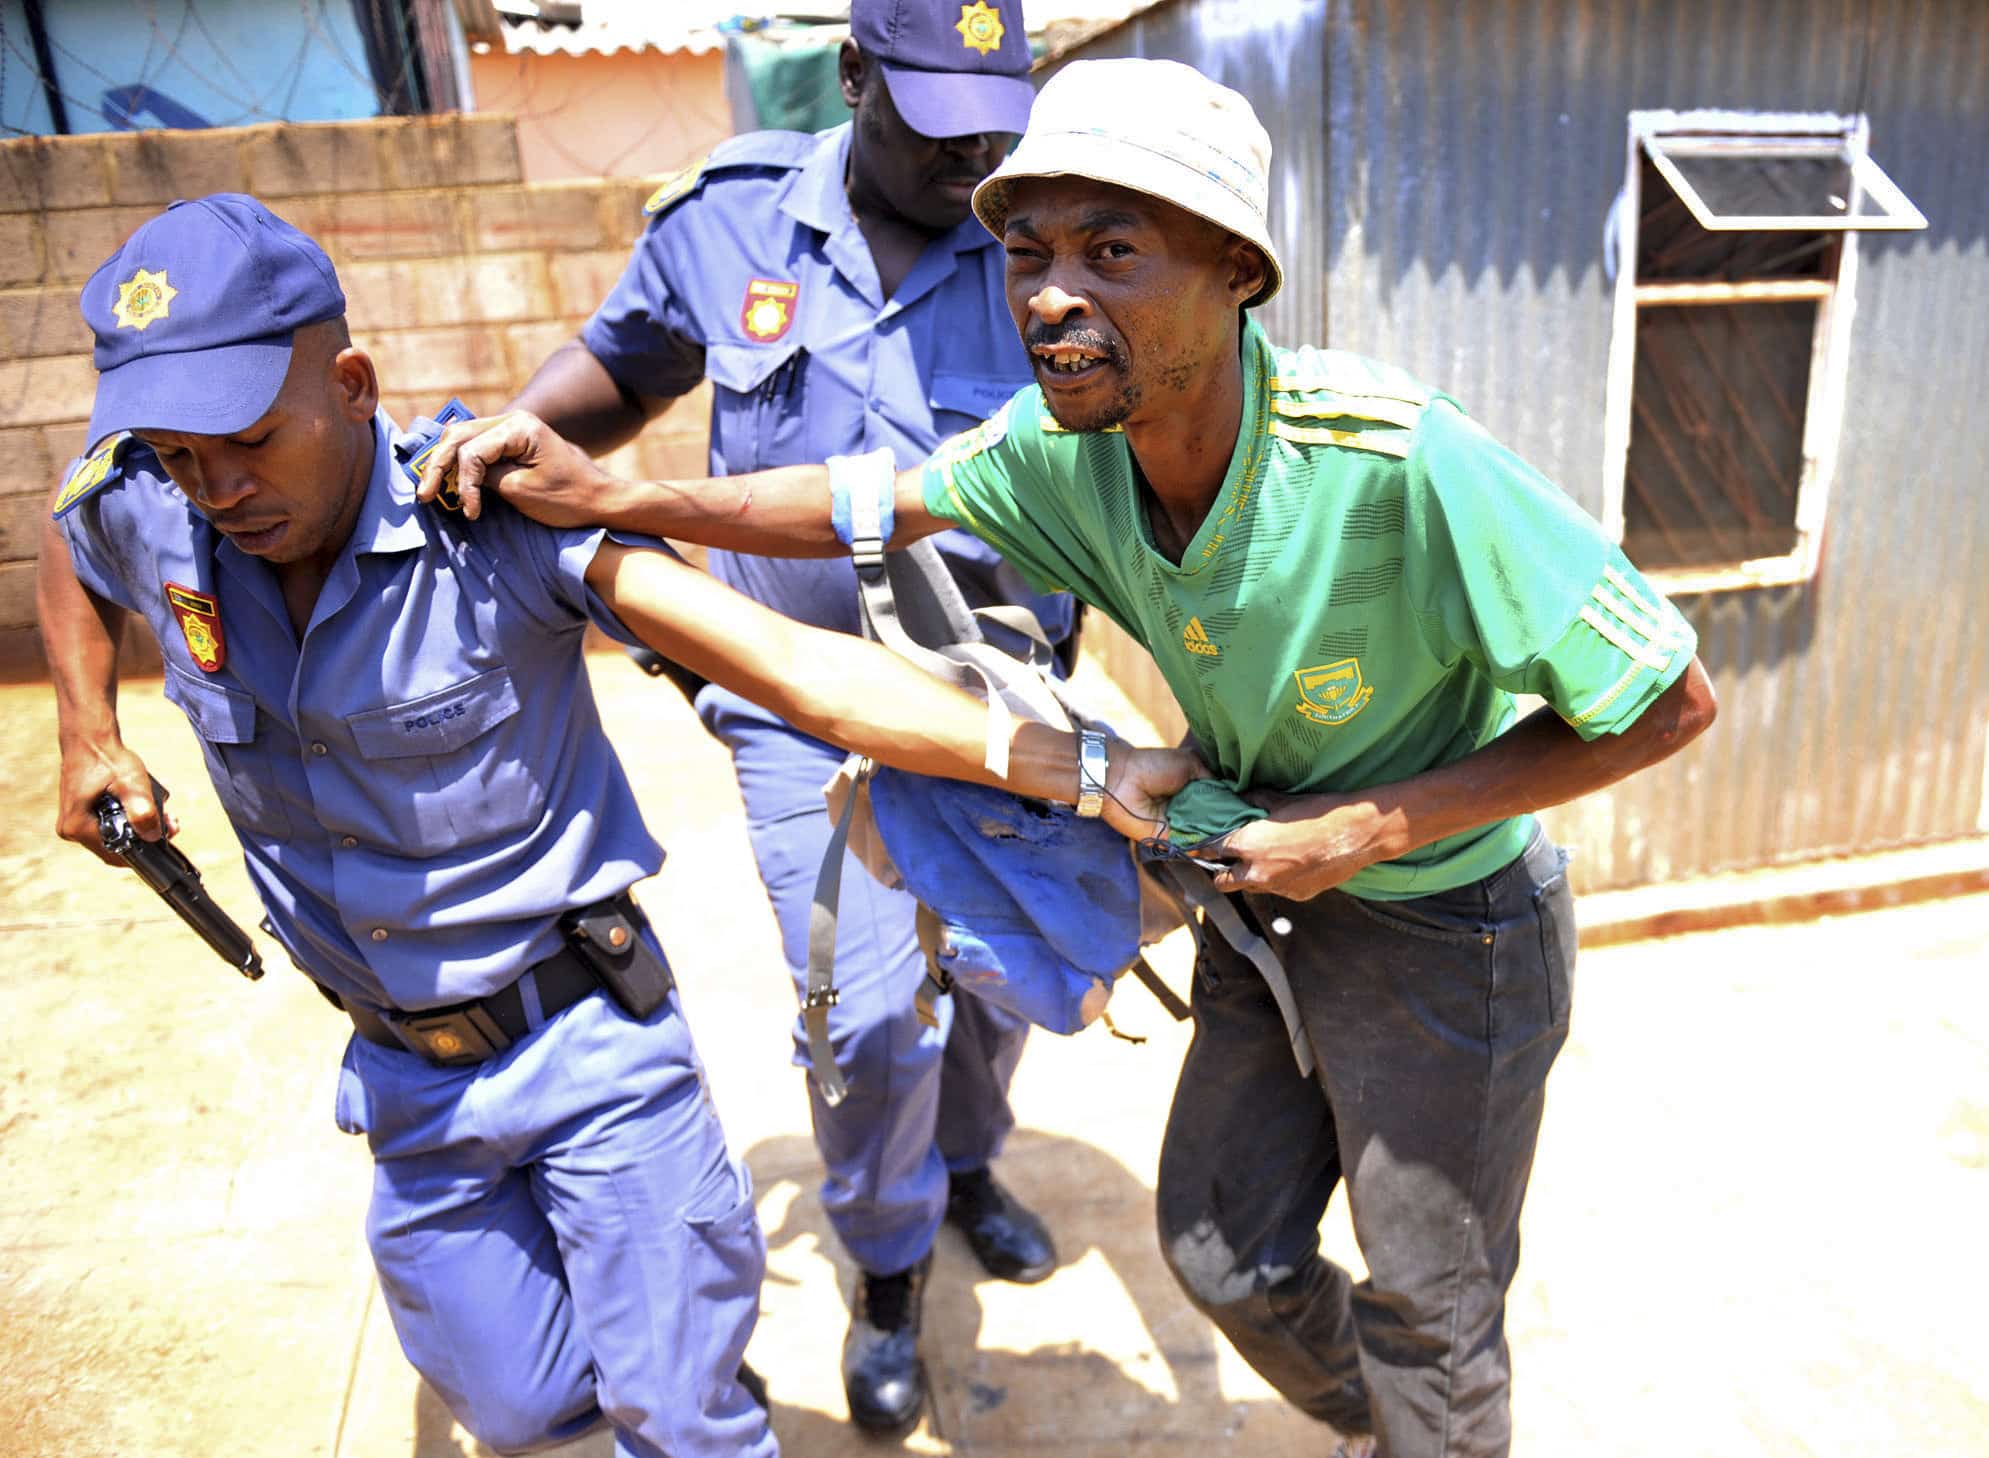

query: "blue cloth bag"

left=865, top=768, right=1144, bottom=1034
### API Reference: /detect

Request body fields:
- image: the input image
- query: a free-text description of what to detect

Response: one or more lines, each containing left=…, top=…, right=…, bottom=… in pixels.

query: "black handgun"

left=95, top=789, right=264, bottom=980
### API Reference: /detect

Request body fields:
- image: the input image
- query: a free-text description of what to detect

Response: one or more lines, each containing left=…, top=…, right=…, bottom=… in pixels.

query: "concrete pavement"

left=2, top=652, right=1985, bottom=1456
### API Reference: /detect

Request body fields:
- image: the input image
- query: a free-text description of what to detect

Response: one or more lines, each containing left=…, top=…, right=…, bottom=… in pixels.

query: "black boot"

left=841, top=1253, right=930, bottom=1435
left=945, top=1167, right=1056, bottom=1284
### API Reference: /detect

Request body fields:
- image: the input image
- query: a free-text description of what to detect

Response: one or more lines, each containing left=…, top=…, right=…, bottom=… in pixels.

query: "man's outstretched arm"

left=584, top=541, right=1199, bottom=838
left=417, top=409, right=947, bottom=558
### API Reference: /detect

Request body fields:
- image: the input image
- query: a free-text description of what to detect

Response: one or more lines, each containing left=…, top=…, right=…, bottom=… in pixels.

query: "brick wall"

left=0, top=114, right=711, bottom=677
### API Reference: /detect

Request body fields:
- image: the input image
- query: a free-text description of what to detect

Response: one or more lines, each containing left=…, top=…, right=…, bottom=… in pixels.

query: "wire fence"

left=1, top=0, right=738, bottom=205
left=0, top=0, right=399, bottom=137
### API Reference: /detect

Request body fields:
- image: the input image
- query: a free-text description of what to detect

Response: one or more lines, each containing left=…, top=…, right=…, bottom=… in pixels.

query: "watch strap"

left=1076, top=729, right=1109, bottom=818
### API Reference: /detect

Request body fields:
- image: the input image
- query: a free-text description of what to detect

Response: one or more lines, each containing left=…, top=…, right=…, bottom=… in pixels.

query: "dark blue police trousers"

left=1157, top=830, right=1574, bottom=1458
left=336, top=984, right=776, bottom=1458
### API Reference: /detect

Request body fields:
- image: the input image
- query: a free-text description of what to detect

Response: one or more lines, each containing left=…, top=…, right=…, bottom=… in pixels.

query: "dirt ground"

left=2, top=652, right=1985, bottom=1456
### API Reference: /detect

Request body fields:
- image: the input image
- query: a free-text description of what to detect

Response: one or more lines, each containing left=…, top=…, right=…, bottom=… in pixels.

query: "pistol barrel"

left=95, top=790, right=265, bottom=980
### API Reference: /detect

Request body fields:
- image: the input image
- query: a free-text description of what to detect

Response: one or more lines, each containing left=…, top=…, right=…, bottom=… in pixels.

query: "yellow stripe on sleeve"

left=1268, top=392, right=1427, bottom=431
left=1592, top=584, right=1671, bottom=649
left=1269, top=375, right=1428, bottom=406
left=1267, top=420, right=1413, bottom=459
left=1579, top=604, right=1673, bottom=672
left=1603, top=565, right=1669, bottom=624
left=1566, top=661, right=1647, bottom=729
left=937, top=459, right=994, bottom=539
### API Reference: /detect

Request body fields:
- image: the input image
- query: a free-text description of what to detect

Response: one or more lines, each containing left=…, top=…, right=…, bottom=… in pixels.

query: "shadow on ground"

left=403, top=1127, right=1308, bottom=1456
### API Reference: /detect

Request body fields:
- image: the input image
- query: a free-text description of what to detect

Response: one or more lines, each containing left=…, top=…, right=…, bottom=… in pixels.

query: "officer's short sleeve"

left=53, top=462, right=164, bottom=615
left=56, top=507, right=137, bottom=613
left=918, top=392, right=1100, bottom=601
left=578, top=214, right=708, bottom=402
left=508, top=506, right=681, bottom=650
left=1403, top=402, right=1697, bottom=740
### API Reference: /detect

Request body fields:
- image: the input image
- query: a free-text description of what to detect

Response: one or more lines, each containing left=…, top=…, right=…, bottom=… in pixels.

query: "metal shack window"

left=1601, top=111, right=1926, bottom=594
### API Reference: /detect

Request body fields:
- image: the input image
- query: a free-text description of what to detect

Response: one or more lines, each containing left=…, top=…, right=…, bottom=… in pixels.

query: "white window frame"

left=1601, top=109, right=1922, bottom=595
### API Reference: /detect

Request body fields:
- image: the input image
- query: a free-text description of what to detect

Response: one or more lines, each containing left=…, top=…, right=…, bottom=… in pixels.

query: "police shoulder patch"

left=705, top=129, right=820, bottom=173
left=642, top=158, right=708, bottom=217
left=52, top=434, right=134, bottom=520
left=643, top=131, right=818, bottom=218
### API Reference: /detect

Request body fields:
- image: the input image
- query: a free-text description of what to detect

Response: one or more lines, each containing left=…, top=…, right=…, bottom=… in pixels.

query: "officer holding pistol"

left=37, top=196, right=1193, bottom=1458
left=507, top=0, right=1062, bottom=1433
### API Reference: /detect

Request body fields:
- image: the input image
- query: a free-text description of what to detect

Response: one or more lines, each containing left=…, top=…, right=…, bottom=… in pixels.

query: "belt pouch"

left=563, top=901, right=674, bottom=1018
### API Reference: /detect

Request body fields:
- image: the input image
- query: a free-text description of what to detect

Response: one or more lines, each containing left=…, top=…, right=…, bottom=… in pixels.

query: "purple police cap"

left=81, top=193, right=345, bottom=450
left=851, top=0, right=1034, bottom=140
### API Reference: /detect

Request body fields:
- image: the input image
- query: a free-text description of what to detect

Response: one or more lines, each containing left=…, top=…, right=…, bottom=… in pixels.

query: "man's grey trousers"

left=1157, top=831, right=1575, bottom=1458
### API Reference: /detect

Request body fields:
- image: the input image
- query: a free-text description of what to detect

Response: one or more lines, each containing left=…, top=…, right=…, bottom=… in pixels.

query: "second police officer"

left=506, top=0, right=1063, bottom=1434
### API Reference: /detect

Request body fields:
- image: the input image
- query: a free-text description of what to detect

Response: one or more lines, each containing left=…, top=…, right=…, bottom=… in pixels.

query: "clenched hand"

left=416, top=410, right=633, bottom=527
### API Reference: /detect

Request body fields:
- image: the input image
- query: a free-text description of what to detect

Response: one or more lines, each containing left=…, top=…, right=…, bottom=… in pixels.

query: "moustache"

left=1023, top=323, right=1124, bottom=365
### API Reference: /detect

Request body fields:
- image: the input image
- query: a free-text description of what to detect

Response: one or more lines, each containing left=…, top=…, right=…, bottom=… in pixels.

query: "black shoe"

left=842, top=1254, right=929, bottom=1435
left=944, top=1167, right=1057, bottom=1284
left=736, top=1361, right=769, bottom=1412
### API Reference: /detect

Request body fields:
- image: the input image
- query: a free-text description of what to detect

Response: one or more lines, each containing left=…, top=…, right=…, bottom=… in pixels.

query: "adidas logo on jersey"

left=1182, top=617, right=1220, bottom=658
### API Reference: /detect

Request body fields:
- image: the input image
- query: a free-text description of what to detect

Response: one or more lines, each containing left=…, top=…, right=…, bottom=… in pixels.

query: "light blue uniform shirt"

left=56, top=413, right=664, bottom=1013
left=582, top=123, right=1069, bottom=642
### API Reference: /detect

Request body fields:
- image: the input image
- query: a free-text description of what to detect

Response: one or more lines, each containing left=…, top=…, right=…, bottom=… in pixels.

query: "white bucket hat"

left=972, top=58, right=1283, bottom=308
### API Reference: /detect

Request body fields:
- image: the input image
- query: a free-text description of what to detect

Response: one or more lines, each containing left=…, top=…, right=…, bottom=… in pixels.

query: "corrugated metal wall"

left=1064, top=0, right=1989, bottom=889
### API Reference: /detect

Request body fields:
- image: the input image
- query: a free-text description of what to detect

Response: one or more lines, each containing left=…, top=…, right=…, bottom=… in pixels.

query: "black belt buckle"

left=391, top=1004, right=512, bottom=1066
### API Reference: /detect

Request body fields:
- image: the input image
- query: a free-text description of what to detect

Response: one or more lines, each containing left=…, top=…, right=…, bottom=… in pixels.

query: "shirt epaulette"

left=642, top=130, right=819, bottom=218
left=51, top=433, right=138, bottom=520
left=1264, top=347, right=1436, bottom=461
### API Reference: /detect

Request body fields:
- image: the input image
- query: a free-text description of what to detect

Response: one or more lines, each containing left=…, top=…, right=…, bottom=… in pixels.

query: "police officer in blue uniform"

left=38, top=197, right=1195, bottom=1457
left=507, top=0, right=1062, bottom=1433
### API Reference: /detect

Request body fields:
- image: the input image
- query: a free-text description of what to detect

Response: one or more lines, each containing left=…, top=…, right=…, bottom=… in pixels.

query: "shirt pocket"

left=342, top=667, right=546, bottom=854
left=706, top=342, right=807, bottom=474
left=929, top=371, right=1021, bottom=437
left=160, top=662, right=295, bottom=840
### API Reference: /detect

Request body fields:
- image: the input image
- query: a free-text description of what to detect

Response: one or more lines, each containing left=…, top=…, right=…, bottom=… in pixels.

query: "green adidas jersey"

left=921, top=317, right=1697, bottom=899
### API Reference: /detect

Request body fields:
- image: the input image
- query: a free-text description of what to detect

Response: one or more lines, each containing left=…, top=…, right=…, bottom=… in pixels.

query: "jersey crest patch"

left=51, top=434, right=133, bottom=519
left=165, top=582, right=225, bottom=673
left=1182, top=617, right=1220, bottom=658
left=1294, top=658, right=1372, bottom=726
left=642, top=158, right=706, bottom=217
left=740, top=278, right=799, bottom=342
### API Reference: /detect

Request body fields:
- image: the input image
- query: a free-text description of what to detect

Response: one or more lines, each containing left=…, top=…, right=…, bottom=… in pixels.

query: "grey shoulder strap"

left=1154, top=861, right=1314, bottom=1078
left=803, top=755, right=868, bottom=1107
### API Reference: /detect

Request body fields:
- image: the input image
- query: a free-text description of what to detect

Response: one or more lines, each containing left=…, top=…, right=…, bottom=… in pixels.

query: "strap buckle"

left=849, top=536, right=887, bottom=581
left=802, top=985, right=841, bottom=1010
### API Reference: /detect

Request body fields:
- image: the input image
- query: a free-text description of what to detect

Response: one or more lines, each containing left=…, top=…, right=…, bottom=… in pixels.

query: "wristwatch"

left=1075, top=729, right=1109, bottom=819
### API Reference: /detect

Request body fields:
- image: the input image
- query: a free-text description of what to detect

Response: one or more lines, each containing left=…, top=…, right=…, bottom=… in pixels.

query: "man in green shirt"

left=421, top=57, right=1715, bottom=1458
